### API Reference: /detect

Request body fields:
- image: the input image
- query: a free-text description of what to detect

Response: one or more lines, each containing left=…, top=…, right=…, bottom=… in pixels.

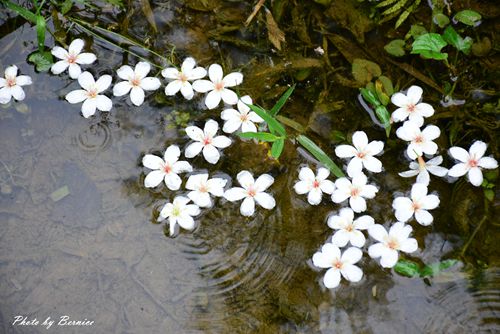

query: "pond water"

left=1, top=1, right=499, bottom=333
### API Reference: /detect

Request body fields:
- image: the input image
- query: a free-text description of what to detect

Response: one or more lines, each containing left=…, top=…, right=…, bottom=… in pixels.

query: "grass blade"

left=297, top=135, right=344, bottom=178
left=36, top=14, right=46, bottom=50
left=238, top=132, right=281, bottom=142
left=271, top=139, right=285, bottom=158
left=269, top=84, right=296, bottom=116
left=2, top=0, right=37, bottom=23
left=247, top=103, right=287, bottom=136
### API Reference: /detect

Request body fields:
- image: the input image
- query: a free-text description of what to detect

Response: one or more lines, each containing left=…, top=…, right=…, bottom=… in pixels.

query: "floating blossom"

left=192, top=64, right=243, bottom=109
left=142, top=145, right=193, bottom=190
left=448, top=141, right=498, bottom=187
left=328, top=208, right=374, bottom=248
left=186, top=173, right=227, bottom=208
left=368, top=222, right=418, bottom=268
left=113, top=62, right=161, bottom=106
left=331, top=173, right=378, bottom=213
left=335, top=131, right=384, bottom=176
left=391, top=85, right=434, bottom=127
left=293, top=167, right=335, bottom=205
left=392, top=183, right=440, bottom=226
left=224, top=170, right=275, bottom=217
left=0, top=65, right=32, bottom=104
left=65, top=71, right=112, bottom=118
left=396, top=121, right=440, bottom=160
left=312, top=243, right=363, bottom=289
left=162, top=57, right=207, bottom=100
left=185, top=120, right=232, bottom=164
left=220, top=95, right=264, bottom=133
left=158, top=196, right=200, bottom=236
left=398, top=155, right=448, bottom=186
left=50, top=39, right=97, bottom=79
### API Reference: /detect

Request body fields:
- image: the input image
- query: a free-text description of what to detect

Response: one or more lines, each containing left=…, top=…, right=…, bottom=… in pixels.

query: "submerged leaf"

left=454, top=10, right=481, bottom=26
left=50, top=186, right=70, bottom=202
left=352, top=59, right=382, bottom=85
left=443, top=26, right=472, bottom=55
left=265, top=8, right=285, bottom=50
left=28, top=51, right=53, bottom=72
left=394, top=259, right=420, bottom=277
left=384, top=39, right=406, bottom=57
left=411, top=33, right=448, bottom=60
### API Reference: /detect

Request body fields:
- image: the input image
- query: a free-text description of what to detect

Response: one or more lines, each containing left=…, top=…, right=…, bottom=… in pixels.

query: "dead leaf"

left=265, top=8, right=285, bottom=50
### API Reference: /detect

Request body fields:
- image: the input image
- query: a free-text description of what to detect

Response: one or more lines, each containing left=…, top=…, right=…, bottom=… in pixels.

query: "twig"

left=245, top=0, right=266, bottom=27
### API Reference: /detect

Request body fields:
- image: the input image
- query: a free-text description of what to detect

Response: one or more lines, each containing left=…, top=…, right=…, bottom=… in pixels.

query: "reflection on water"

left=1, top=1, right=499, bottom=333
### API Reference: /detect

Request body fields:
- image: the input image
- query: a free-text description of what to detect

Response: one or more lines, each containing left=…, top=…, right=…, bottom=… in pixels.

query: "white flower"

left=335, top=131, right=384, bottom=177
left=220, top=95, right=264, bottom=133
left=331, top=173, right=378, bottom=213
left=192, top=64, right=243, bottom=109
left=162, top=57, right=207, bottom=100
left=327, top=208, right=374, bottom=247
left=224, top=170, right=275, bottom=217
left=0, top=65, right=32, bottom=104
left=368, top=222, right=418, bottom=268
left=312, top=243, right=363, bottom=289
left=113, top=62, right=161, bottom=106
left=50, top=39, right=97, bottom=79
left=396, top=121, right=440, bottom=160
left=293, top=167, right=335, bottom=205
left=186, top=173, right=227, bottom=208
left=158, top=196, right=200, bottom=236
left=65, top=71, right=112, bottom=118
left=392, top=183, right=440, bottom=226
left=448, top=141, right=498, bottom=187
left=391, top=85, right=434, bottom=127
left=185, top=119, right=232, bottom=164
left=142, top=145, right=193, bottom=190
left=398, top=155, right=448, bottom=186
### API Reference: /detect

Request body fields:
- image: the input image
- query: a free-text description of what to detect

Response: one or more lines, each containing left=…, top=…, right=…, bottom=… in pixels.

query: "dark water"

left=1, top=1, right=499, bottom=333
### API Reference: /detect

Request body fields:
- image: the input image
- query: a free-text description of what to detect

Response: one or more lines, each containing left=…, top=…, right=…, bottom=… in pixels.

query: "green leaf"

left=61, top=0, right=73, bottom=14
left=2, top=0, right=37, bottom=23
left=36, top=14, right=46, bottom=51
left=454, top=10, right=481, bottom=26
left=421, top=259, right=458, bottom=277
left=275, top=115, right=305, bottom=133
left=28, top=50, right=53, bottom=72
left=411, top=33, right=448, bottom=60
left=247, top=103, right=287, bottom=137
left=296, top=135, right=344, bottom=178
left=377, top=75, right=394, bottom=96
left=270, top=84, right=296, bottom=116
left=406, top=24, right=427, bottom=40
left=394, top=260, right=421, bottom=278
left=433, top=13, right=450, bottom=28
left=238, top=132, right=281, bottom=142
left=384, top=39, right=406, bottom=57
left=442, top=26, right=472, bottom=55
left=360, top=88, right=381, bottom=107
left=271, top=139, right=285, bottom=158
left=352, top=59, right=382, bottom=85
left=375, top=105, right=391, bottom=137
left=484, top=189, right=494, bottom=202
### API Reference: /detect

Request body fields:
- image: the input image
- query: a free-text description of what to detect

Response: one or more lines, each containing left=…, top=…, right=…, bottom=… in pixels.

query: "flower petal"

left=299, top=167, right=315, bottom=182
left=181, top=57, right=196, bottom=72
left=224, top=187, right=247, bottom=201
left=95, top=95, right=112, bottom=111
left=130, top=86, right=145, bottom=106
left=347, top=158, right=363, bottom=177
left=254, top=174, right=274, bottom=192
left=65, top=90, right=87, bottom=104
left=203, top=145, right=221, bottom=164
left=469, top=141, right=487, bottom=159
left=323, top=268, right=341, bottom=289
left=400, top=238, right=418, bottom=253
left=207, top=178, right=227, bottom=196
left=188, top=67, right=207, bottom=81
left=165, top=80, right=182, bottom=96
left=68, top=38, right=84, bottom=55
left=220, top=88, right=238, bottom=105
left=95, top=75, right=112, bottom=92
left=368, top=224, right=388, bottom=242
left=393, top=197, right=413, bottom=222
left=449, top=147, right=470, bottom=163
left=349, top=230, right=366, bottom=248
left=51, top=46, right=68, bottom=60
left=391, top=107, right=409, bottom=123
left=294, top=181, right=309, bottom=195
left=240, top=197, right=255, bottom=216
left=113, top=81, right=132, bottom=96
left=422, top=125, right=440, bottom=140
left=161, top=67, right=179, bottom=79
left=399, top=169, right=419, bottom=178
left=222, top=72, right=243, bottom=87
left=205, top=90, right=221, bottom=109
left=415, top=169, right=430, bottom=185
left=341, top=264, right=363, bottom=283
left=144, top=170, right=164, bottom=188
left=134, top=61, right=151, bottom=79
left=363, top=156, right=382, bottom=173
left=380, top=249, right=399, bottom=268
left=212, top=136, right=232, bottom=149
left=185, top=142, right=204, bottom=158
left=349, top=196, right=367, bottom=213
left=222, top=118, right=242, bottom=133
left=391, top=92, right=409, bottom=108
left=68, top=63, right=82, bottom=79
left=331, top=230, right=349, bottom=247
left=51, top=60, right=69, bottom=75
left=320, top=180, right=335, bottom=194
left=415, top=209, right=433, bottom=226
left=241, top=121, right=257, bottom=133
left=192, top=79, right=214, bottom=93
left=117, top=65, right=134, bottom=80
left=164, top=173, right=182, bottom=190
left=177, top=215, right=195, bottom=231
left=141, top=77, right=161, bottom=91
left=185, top=126, right=205, bottom=141
left=415, top=102, right=434, bottom=117
left=448, top=163, right=469, bottom=177
left=81, top=98, right=97, bottom=118
left=407, top=85, right=423, bottom=103
left=254, top=192, right=276, bottom=210
left=353, top=215, right=374, bottom=230
left=208, top=64, right=224, bottom=82
left=426, top=165, right=448, bottom=177
left=468, top=167, right=483, bottom=186
left=237, top=170, right=255, bottom=188
left=352, top=131, right=368, bottom=151
left=478, top=157, right=498, bottom=169
left=76, top=52, right=96, bottom=65
left=163, top=145, right=180, bottom=163
left=341, top=247, right=362, bottom=265
left=142, top=154, right=164, bottom=170
left=368, top=243, right=386, bottom=259
left=204, top=119, right=219, bottom=137
left=307, top=187, right=322, bottom=205
left=331, top=189, right=350, bottom=204
left=422, top=194, right=439, bottom=210
left=189, top=191, right=212, bottom=208
left=180, top=83, right=194, bottom=100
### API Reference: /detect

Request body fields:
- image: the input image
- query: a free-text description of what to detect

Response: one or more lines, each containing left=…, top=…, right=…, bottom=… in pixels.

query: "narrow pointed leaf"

left=297, top=135, right=344, bottom=177
left=271, top=139, right=285, bottom=158
left=238, top=132, right=281, bottom=142
left=270, top=84, right=296, bottom=116
left=247, top=103, right=286, bottom=136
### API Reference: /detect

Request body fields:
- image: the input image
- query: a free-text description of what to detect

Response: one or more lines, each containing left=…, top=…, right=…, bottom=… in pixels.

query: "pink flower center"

left=6, top=76, right=16, bottom=87
left=199, top=185, right=208, bottom=193
left=312, top=180, right=320, bottom=188
left=468, top=159, right=478, bottom=168
left=414, top=135, right=424, bottom=143
left=411, top=201, right=421, bottom=211
left=240, top=113, right=249, bottom=122
left=178, top=72, right=188, bottom=83
left=214, top=81, right=224, bottom=91
left=87, top=88, right=98, bottom=99
left=66, top=53, right=77, bottom=64
left=350, top=187, right=360, bottom=197
left=130, top=76, right=141, bottom=87
left=345, top=224, right=353, bottom=232
left=387, top=238, right=399, bottom=250
left=356, top=151, right=366, bottom=159
left=203, top=136, right=212, bottom=146
left=333, top=260, right=343, bottom=269
left=247, top=186, right=257, bottom=197
left=407, top=103, right=416, bottom=113
left=163, top=164, right=172, bottom=174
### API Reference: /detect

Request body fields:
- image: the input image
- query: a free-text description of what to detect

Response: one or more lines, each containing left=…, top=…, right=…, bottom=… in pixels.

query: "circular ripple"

left=75, top=122, right=112, bottom=152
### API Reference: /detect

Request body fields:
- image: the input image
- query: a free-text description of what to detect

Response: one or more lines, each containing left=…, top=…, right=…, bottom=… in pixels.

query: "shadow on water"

left=0, top=0, right=499, bottom=333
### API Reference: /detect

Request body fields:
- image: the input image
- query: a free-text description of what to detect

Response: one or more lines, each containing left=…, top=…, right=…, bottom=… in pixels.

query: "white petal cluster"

left=224, top=171, right=276, bottom=217
left=113, top=62, right=161, bottom=106
left=335, top=131, right=384, bottom=176
left=393, top=183, right=440, bottom=226
left=158, top=196, right=201, bottom=236
left=448, top=141, right=498, bottom=186
left=390, top=85, right=434, bottom=127
left=368, top=222, right=418, bottom=268
left=293, top=166, right=335, bottom=205
left=186, top=173, right=227, bottom=208
left=51, top=39, right=96, bottom=79
left=65, top=71, right=112, bottom=118
left=398, top=155, right=448, bottom=185
left=331, top=173, right=378, bottom=213
left=0, top=65, right=32, bottom=104
left=221, top=95, right=264, bottom=133
left=192, top=64, right=243, bottom=109
left=142, top=145, right=192, bottom=190
left=162, top=57, right=207, bottom=100
left=396, top=121, right=440, bottom=160
left=328, top=208, right=374, bottom=247
left=185, top=119, right=232, bottom=164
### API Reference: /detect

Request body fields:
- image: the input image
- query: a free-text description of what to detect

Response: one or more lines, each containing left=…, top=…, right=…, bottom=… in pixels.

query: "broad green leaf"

left=433, top=13, right=450, bottom=28
left=352, top=59, right=382, bottom=85
left=270, top=84, right=296, bottom=116
left=247, top=104, right=286, bottom=137
left=406, top=24, right=427, bottom=40
left=28, top=50, right=53, bottom=72
left=36, top=14, right=46, bottom=51
left=238, top=132, right=281, bottom=142
left=375, top=105, right=391, bottom=137
left=296, top=135, right=344, bottom=178
left=275, top=115, right=305, bottom=133
left=454, top=10, right=481, bottom=26
left=271, top=139, right=285, bottom=158
left=2, top=0, right=37, bottom=23
left=384, top=39, right=406, bottom=57
left=394, top=259, right=420, bottom=277
left=375, top=80, right=390, bottom=106
left=411, top=33, right=448, bottom=60
left=377, top=75, right=394, bottom=96
left=360, top=88, right=381, bottom=107
left=420, top=259, right=458, bottom=277
left=442, top=26, right=472, bottom=55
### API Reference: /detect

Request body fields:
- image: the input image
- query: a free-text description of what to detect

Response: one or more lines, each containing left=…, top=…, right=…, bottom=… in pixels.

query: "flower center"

left=350, top=187, right=360, bottom=197
left=356, top=151, right=366, bottom=159
left=66, top=53, right=77, bottom=64
left=214, top=81, right=224, bottom=91
left=130, top=76, right=141, bottom=87
left=414, top=135, right=424, bottom=144
left=172, top=206, right=181, bottom=217
left=5, top=76, right=16, bottom=87
left=332, top=259, right=343, bottom=269
left=345, top=224, right=353, bottom=232
left=411, top=201, right=421, bottom=211
left=386, top=238, right=400, bottom=250
left=199, top=184, right=208, bottom=193
left=247, top=186, right=257, bottom=197
left=407, top=103, right=416, bottom=113
left=240, top=113, right=249, bottom=122
left=468, top=159, right=478, bottom=168
left=163, top=164, right=172, bottom=174
left=178, top=73, right=188, bottom=83
left=87, top=88, right=98, bottom=99
left=203, top=136, right=212, bottom=146
left=312, top=180, right=320, bottom=188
